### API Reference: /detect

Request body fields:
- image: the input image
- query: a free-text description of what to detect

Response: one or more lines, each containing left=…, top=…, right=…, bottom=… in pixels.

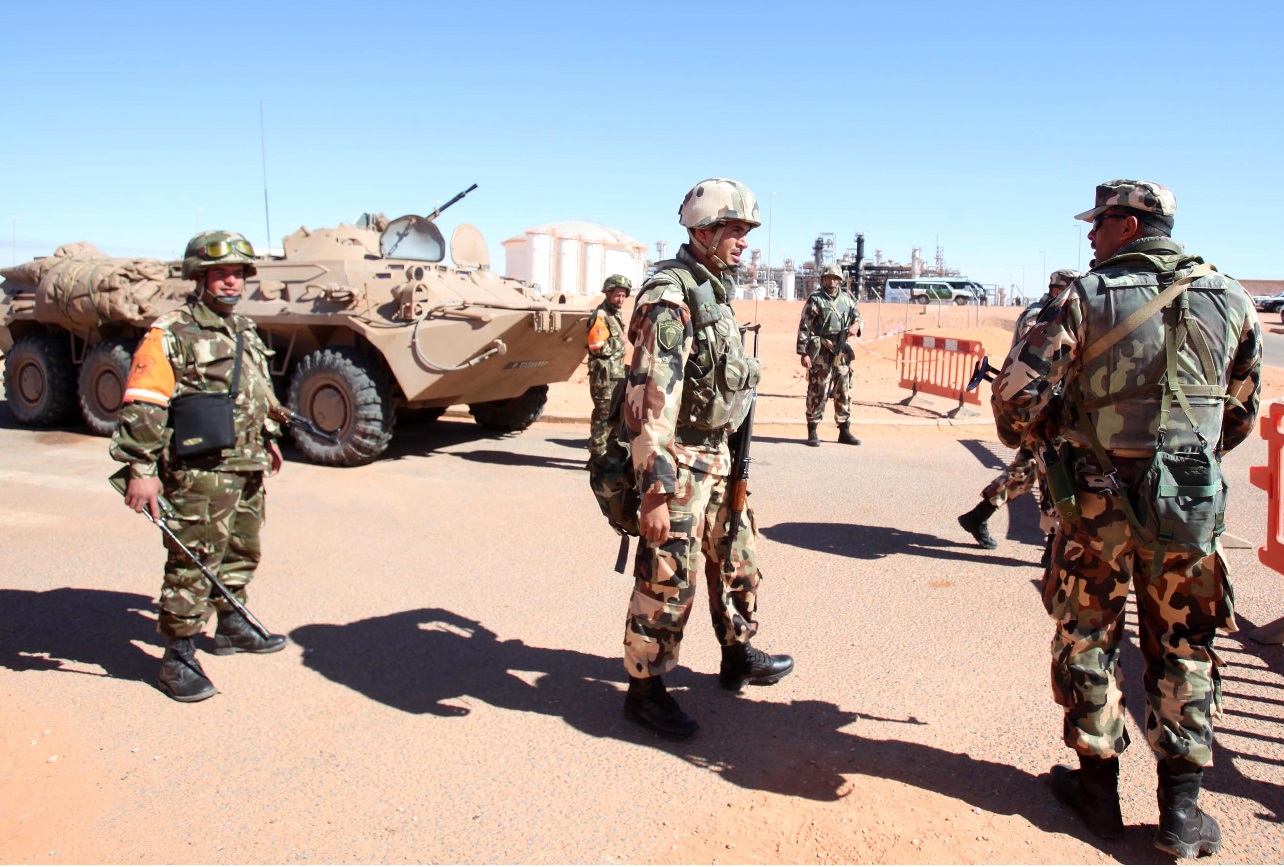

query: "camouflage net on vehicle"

left=4, top=243, right=172, bottom=328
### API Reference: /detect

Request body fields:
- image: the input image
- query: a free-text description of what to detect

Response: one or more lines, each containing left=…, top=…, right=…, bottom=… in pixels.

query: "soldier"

left=111, top=230, right=287, bottom=703
left=991, top=180, right=1261, bottom=858
left=796, top=262, right=863, bottom=446
left=585, top=274, right=632, bottom=458
left=957, top=268, right=1081, bottom=550
left=621, top=178, right=793, bottom=739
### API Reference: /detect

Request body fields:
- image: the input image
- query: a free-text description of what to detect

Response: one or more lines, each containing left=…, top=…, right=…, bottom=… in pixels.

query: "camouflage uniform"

left=797, top=284, right=863, bottom=425
left=110, top=297, right=281, bottom=638
left=586, top=285, right=628, bottom=457
left=622, top=244, right=762, bottom=677
left=992, top=226, right=1261, bottom=770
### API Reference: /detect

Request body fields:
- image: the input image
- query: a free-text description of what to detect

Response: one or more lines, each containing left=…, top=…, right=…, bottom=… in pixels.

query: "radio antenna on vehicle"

left=260, top=100, right=273, bottom=253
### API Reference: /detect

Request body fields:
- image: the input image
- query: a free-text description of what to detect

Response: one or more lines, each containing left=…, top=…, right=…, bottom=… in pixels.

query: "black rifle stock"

left=724, top=325, right=761, bottom=572
left=109, top=467, right=274, bottom=640
left=272, top=405, right=340, bottom=445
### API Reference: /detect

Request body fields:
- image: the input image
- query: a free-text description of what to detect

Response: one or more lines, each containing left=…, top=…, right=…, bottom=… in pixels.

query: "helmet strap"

left=689, top=225, right=731, bottom=274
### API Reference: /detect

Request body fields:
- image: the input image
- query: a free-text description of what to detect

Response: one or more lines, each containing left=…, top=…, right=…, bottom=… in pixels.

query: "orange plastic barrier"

left=1249, top=401, right=1284, bottom=576
left=896, top=333, right=985, bottom=408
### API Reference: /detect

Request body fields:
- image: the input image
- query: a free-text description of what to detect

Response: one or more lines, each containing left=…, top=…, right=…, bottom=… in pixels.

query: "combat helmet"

left=181, top=230, right=258, bottom=281
left=602, top=274, right=633, bottom=295
left=678, top=178, right=761, bottom=230
left=821, top=263, right=844, bottom=280
left=678, top=178, right=760, bottom=273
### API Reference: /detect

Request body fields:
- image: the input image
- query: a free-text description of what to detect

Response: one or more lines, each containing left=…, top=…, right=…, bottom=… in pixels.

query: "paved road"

left=1, top=413, right=1282, bottom=863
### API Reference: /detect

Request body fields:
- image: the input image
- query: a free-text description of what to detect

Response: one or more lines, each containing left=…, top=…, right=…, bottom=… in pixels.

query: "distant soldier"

left=621, top=178, right=793, bottom=740
left=992, top=180, right=1261, bottom=858
left=957, top=268, right=1081, bottom=551
left=796, top=263, right=864, bottom=447
left=585, top=274, right=632, bottom=458
left=111, top=231, right=287, bottom=703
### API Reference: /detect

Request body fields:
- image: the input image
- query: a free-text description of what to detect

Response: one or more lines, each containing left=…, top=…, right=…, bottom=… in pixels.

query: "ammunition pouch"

left=170, top=331, right=243, bottom=460
left=1043, top=442, right=1081, bottom=527
left=1129, top=445, right=1226, bottom=558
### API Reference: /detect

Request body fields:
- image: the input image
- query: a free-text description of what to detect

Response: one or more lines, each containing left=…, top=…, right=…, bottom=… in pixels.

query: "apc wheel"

left=78, top=338, right=136, bottom=436
left=953, top=295, right=970, bottom=306
left=469, top=385, right=548, bottom=432
left=913, top=294, right=930, bottom=305
left=287, top=347, right=395, bottom=466
left=4, top=333, right=77, bottom=426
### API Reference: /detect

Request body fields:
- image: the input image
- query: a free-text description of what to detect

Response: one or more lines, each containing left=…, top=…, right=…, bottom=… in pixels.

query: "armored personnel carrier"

left=0, top=190, right=596, bottom=466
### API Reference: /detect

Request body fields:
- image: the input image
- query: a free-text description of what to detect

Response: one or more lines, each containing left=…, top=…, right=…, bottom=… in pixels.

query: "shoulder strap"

left=229, top=331, right=245, bottom=400
left=1081, top=263, right=1215, bottom=367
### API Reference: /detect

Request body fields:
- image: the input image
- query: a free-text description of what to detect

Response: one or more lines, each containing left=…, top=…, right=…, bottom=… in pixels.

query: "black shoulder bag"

left=170, top=331, right=243, bottom=460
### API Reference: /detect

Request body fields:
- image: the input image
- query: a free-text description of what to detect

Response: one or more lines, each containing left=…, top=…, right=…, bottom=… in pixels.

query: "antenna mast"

left=259, top=100, right=273, bottom=252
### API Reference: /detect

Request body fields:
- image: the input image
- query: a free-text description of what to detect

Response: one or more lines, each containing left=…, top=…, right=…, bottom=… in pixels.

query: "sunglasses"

left=199, top=239, right=254, bottom=259
left=1091, top=213, right=1131, bottom=231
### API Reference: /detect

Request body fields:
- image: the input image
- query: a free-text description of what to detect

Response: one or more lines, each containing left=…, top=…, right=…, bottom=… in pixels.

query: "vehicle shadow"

left=378, top=418, right=509, bottom=461
left=0, top=588, right=159, bottom=684
left=289, top=606, right=1169, bottom=861
left=449, top=449, right=586, bottom=472
left=760, top=521, right=1035, bottom=568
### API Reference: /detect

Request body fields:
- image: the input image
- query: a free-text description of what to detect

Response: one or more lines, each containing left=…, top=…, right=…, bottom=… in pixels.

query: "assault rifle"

left=270, top=404, right=340, bottom=445
left=724, top=324, right=761, bottom=572
left=427, top=183, right=479, bottom=222
left=108, top=467, right=276, bottom=641
left=827, top=306, right=860, bottom=400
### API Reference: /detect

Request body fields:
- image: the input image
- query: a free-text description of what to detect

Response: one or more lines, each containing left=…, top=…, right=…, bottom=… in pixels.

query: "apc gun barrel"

left=429, top=183, right=479, bottom=222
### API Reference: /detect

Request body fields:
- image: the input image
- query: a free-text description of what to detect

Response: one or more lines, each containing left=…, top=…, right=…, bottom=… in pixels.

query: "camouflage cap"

left=1073, top=179, right=1176, bottom=223
left=602, top=274, right=633, bottom=294
left=182, top=230, right=257, bottom=280
left=1048, top=268, right=1082, bottom=291
left=820, top=264, right=843, bottom=279
left=678, top=178, right=761, bottom=230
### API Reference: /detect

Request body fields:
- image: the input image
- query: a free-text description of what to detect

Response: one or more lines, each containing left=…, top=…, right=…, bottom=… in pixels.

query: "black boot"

left=837, top=423, right=861, bottom=445
left=1155, top=761, right=1221, bottom=859
left=158, top=636, right=218, bottom=703
left=623, top=676, right=699, bottom=740
left=1050, top=755, right=1124, bottom=840
left=719, top=643, right=795, bottom=691
left=957, top=500, right=999, bottom=549
left=805, top=424, right=820, bottom=447
left=213, top=609, right=288, bottom=656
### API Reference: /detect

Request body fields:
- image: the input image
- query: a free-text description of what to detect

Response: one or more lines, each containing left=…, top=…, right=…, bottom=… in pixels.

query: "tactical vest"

left=810, top=290, right=854, bottom=339
left=651, top=260, right=760, bottom=433
left=1065, top=262, right=1237, bottom=453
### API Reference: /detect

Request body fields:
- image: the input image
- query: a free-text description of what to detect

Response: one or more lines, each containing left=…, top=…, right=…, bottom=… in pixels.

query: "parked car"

left=1253, top=291, right=1284, bottom=313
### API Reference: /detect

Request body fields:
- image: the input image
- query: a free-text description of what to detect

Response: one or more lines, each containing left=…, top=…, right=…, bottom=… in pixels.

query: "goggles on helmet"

left=199, top=238, right=255, bottom=260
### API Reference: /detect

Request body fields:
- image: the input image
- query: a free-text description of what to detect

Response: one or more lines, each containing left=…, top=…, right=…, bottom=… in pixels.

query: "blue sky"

left=2, top=1, right=1280, bottom=292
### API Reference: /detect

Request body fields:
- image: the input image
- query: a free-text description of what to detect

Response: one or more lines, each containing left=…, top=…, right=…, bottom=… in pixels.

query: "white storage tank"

left=503, top=220, right=646, bottom=296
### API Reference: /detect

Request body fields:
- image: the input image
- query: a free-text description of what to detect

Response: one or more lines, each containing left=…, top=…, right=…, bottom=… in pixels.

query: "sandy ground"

left=2, top=299, right=1284, bottom=865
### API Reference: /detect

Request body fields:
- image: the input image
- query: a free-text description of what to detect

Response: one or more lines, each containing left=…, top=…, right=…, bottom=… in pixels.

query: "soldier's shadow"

left=0, top=588, right=159, bottom=683
left=289, top=606, right=1162, bottom=860
left=761, top=521, right=1034, bottom=567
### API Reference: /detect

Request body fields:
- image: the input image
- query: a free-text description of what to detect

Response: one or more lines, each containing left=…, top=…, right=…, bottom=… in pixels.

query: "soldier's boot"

left=805, top=424, right=820, bottom=447
left=1154, top=761, right=1222, bottom=859
left=837, top=423, right=861, bottom=446
left=158, top=636, right=218, bottom=703
left=719, top=642, right=795, bottom=691
left=957, top=500, right=999, bottom=549
left=623, top=676, right=699, bottom=740
left=1050, top=755, right=1125, bottom=840
left=212, top=609, right=288, bottom=656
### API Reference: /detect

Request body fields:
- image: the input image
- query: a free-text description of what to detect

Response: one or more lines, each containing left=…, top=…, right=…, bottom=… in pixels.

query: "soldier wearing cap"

left=991, top=180, right=1261, bottom=856
left=619, top=178, right=794, bottom=739
left=958, top=268, right=1081, bottom=552
left=796, top=263, right=864, bottom=447
left=585, top=274, right=632, bottom=458
left=111, top=230, right=288, bottom=703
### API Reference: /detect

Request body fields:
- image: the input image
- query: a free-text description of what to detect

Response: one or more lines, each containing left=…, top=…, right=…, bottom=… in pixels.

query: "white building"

left=501, top=221, right=647, bottom=297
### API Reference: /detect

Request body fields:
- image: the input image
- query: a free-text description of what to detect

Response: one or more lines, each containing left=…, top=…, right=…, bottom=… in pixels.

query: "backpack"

left=1071, top=263, right=1228, bottom=573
